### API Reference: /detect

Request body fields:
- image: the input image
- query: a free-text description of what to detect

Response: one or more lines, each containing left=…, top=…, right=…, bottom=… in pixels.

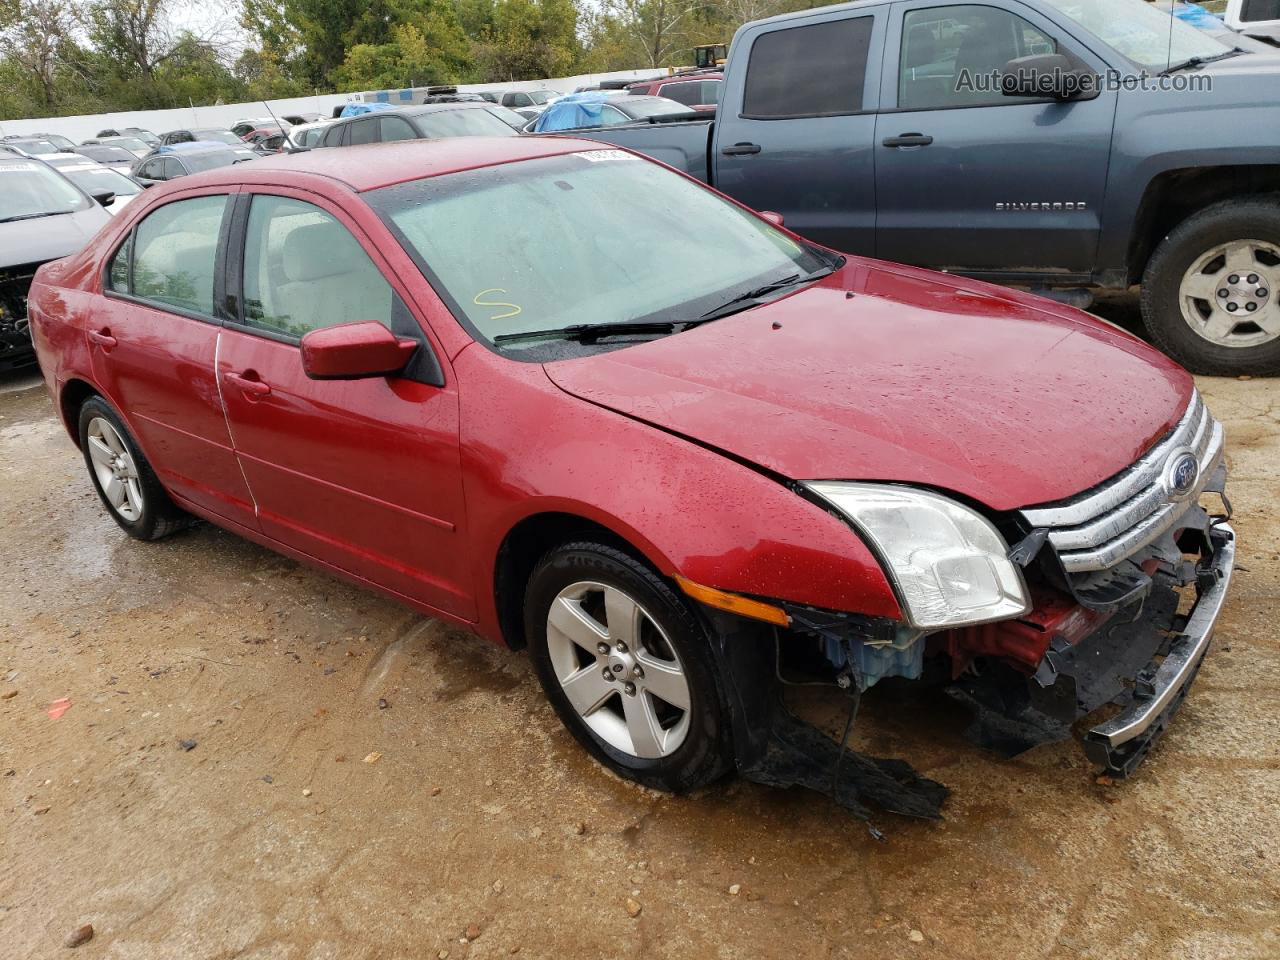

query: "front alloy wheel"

left=545, top=581, right=691, bottom=759
left=525, top=541, right=733, bottom=793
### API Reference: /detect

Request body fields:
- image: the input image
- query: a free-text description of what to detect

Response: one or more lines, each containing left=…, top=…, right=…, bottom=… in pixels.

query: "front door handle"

left=722, top=142, right=762, bottom=156
left=224, top=371, right=271, bottom=399
left=87, top=328, right=117, bottom=350
left=882, top=133, right=934, bottom=148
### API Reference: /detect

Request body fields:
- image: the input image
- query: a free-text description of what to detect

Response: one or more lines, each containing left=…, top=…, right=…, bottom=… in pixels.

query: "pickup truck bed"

left=581, top=119, right=714, bottom=183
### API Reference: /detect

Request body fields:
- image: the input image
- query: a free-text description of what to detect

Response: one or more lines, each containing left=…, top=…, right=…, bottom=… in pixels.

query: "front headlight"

left=804, top=482, right=1029, bottom=630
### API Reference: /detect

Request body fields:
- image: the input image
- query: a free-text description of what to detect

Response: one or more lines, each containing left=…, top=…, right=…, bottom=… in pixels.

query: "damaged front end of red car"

left=711, top=392, right=1235, bottom=822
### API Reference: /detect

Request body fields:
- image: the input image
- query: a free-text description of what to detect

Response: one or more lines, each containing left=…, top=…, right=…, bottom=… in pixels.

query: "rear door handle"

left=87, top=328, right=117, bottom=350
left=721, top=142, right=762, bottom=156
left=882, top=133, right=934, bottom=148
left=224, top=371, right=271, bottom=398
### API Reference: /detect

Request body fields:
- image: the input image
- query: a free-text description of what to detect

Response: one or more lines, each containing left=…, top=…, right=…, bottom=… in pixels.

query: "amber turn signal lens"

left=675, top=576, right=791, bottom=627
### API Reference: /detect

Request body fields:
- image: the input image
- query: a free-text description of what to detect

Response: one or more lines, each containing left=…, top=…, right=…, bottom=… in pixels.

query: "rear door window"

left=109, top=195, right=228, bottom=317
left=658, top=82, right=701, bottom=105
left=347, top=118, right=379, bottom=145
left=742, top=16, right=874, bottom=119
left=380, top=115, right=418, bottom=141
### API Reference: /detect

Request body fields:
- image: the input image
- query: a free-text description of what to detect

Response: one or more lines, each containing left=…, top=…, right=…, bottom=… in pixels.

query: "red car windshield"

left=368, top=149, right=828, bottom=348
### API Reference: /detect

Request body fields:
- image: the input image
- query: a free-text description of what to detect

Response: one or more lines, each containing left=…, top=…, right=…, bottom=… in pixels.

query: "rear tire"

left=1141, top=196, right=1280, bottom=376
left=77, top=396, right=192, bottom=541
left=524, top=541, right=734, bottom=793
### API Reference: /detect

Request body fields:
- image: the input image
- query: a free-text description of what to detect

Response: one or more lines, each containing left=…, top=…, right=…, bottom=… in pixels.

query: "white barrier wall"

left=0, top=69, right=662, bottom=143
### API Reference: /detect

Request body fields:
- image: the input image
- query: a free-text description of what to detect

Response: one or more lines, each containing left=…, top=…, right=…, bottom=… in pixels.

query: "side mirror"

left=1001, top=53, right=1090, bottom=101
left=300, top=321, right=417, bottom=380
left=760, top=210, right=785, bottom=227
left=136, top=179, right=156, bottom=189
left=91, top=190, right=116, bottom=207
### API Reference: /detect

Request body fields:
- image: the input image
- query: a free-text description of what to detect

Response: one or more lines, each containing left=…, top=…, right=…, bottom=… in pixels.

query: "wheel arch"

left=492, top=509, right=672, bottom=651
left=58, top=377, right=102, bottom=446
left=1128, top=166, right=1280, bottom=285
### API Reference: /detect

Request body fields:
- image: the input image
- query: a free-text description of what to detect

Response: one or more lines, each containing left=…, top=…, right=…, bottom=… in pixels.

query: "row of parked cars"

left=0, top=80, right=712, bottom=372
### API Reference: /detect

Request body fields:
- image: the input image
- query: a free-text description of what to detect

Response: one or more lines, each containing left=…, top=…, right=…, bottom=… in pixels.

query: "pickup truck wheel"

left=77, top=396, right=192, bottom=541
left=524, top=541, right=734, bottom=793
left=1141, top=198, right=1280, bottom=375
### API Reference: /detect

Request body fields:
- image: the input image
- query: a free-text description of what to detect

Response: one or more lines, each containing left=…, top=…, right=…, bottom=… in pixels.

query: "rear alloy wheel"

left=1141, top=197, right=1280, bottom=375
left=525, top=541, right=733, bottom=793
left=77, top=396, right=192, bottom=541
left=86, top=416, right=145, bottom=522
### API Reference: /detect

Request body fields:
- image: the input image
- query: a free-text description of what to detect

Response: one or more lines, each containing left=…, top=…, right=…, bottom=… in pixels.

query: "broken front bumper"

left=1083, top=522, right=1236, bottom=776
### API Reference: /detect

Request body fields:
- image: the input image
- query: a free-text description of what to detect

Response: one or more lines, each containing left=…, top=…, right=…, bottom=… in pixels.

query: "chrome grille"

left=1020, top=392, right=1225, bottom=574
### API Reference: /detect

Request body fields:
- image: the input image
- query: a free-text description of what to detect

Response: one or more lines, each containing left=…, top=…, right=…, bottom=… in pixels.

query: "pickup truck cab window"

left=241, top=195, right=396, bottom=339
left=899, top=5, right=1059, bottom=110
left=113, top=195, right=227, bottom=317
left=742, top=16, right=874, bottom=119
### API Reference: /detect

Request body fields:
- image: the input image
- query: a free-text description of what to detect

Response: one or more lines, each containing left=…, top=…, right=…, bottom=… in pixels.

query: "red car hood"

left=544, top=260, right=1193, bottom=512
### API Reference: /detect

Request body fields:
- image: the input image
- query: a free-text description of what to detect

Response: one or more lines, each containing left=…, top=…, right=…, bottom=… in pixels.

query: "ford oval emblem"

left=1168, top=452, right=1199, bottom=498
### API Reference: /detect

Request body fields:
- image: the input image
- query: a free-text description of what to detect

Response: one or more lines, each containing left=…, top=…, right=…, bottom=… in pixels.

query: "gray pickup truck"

left=584, top=0, right=1280, bottom=375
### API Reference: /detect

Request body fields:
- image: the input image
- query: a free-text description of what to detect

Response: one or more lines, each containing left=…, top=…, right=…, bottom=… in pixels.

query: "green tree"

left=471, top=0, right=580, bottom=82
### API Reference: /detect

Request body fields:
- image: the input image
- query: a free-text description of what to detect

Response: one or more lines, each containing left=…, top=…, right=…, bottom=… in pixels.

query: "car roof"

left=190, top=136, right=606, bottom=192
left=155, top=141, right=247, bottom=155
left=618, top=95, right=697, bottom=113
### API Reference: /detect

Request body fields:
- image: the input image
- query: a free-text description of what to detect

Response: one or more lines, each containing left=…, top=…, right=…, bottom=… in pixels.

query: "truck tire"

left=1141, top=197, right=1280, bottom=376
left=524, top=541, right=734, bottom=794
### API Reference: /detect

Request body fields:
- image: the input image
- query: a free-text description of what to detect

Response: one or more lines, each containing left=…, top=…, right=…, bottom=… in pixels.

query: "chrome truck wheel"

left=1141, top=197, right=1280, bottom=376
left=1178, top=238, right=1280, bottom=349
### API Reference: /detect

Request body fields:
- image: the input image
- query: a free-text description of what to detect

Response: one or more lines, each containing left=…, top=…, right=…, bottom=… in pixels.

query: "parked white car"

left=41, top=155, right=143, bottom=216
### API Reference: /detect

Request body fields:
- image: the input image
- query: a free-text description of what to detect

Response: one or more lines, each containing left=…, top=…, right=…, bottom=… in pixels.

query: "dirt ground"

left=2, top=301, right=1278, bottom=959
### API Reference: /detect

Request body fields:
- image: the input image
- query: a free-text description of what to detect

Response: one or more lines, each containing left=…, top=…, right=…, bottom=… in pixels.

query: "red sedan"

left=28, top=138, right=1235, bottom=817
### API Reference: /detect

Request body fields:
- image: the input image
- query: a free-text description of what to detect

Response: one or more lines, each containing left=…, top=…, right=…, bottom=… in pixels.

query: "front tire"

left=77, top=396, right=191, bottom=541
left=1141, top=197, right=1280, bottom=376
left=524, top=541, right=734, bottom=793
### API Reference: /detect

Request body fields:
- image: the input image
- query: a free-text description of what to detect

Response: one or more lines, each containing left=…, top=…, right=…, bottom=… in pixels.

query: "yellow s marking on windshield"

left=474, top=288, right=522, bottom=321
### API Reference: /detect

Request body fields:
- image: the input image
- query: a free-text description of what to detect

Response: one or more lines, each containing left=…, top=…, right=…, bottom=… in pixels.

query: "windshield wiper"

left=493, top=265, right=837, bottom=346
left=694, top=266, right=836, bottom=324
left=494, top=320, right=682, bottom=345
left=0, top=211, right=62, bottom=223
left=1160, top=48, right=1242, bottom=76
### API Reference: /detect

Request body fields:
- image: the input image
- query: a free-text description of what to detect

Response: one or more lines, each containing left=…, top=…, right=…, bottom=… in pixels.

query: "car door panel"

left=873, top=0, right=1118, bottom=274
left=89, top=188, right=258, bottom=527
left=216, top=190, right=473, bottom=620
left=714, top=11, right=885, bottom=255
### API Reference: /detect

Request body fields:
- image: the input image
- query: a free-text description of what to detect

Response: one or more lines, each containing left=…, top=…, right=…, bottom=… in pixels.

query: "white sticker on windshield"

left=575, top=150, right=632, bottom=162
left=0, top=162, right=42, bottom=172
